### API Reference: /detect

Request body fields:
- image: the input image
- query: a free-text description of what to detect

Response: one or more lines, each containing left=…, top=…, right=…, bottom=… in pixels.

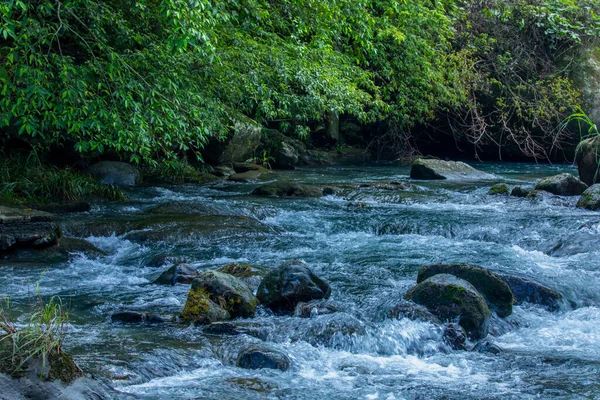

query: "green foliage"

left=0, top=151, right=125, bottom=204
left=0, top=278, right=69, bottom=379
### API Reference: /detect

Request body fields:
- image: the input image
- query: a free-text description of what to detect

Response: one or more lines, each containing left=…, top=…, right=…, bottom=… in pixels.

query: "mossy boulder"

left=219, top=122, right=263, bottom=164
left=510, top=186, right=536, bottom=198
left=417, top=264, right=513, bottom=318
left=406, top=274, right=491, bottom=340
left=252, top=181, right=323, bottom=198
left=217, top=263, right=265, bottom=292
left=534, top=173, right=588, bottom=196
left=577, top=184, right=600, bottom=211
left=488, top=183, right=509, bottom=195
left=576, top=136, right=600, bottom=186
left=496, top=273, right=565, bottom=311
left=410, top=158, right=493, bottom=180
left=236, top=344, right=291, bottom=371
left=188, top=271, right=259, bottom=318
left=153, top=263, right=200, bottom=285
left=180, top=286, right=230, bottom=325
left=257, top=260, right=331, bottom=314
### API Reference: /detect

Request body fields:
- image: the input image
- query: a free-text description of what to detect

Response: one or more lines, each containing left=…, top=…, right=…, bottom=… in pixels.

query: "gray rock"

left=387, top=301, right=441, bottom=324
left=496, top=273, right=565, bottom=311
left=471, top=341, right=501, bottom=354
left=145, top=254, right=190, bottom=268
left=252, top=182, right=323, bottom=198
left=443, top=323, right=467, bottom=350
left=294, top=300, right=343, bottom=318
left=576, top=136, right=600, bottom=186
left=510, top=186, right=536, bottom=198
left=236, top=344, right=291, bottom=371
left=187, top=271, right=259, bottom=318
left=228, top=169, right=274, bottom=182
left=535, top=173, right=588, bottom=196
left=219, top=122, right=263, bottom=164
left=0, top=206, right=61, bottom=252
left=417, top=264, right=513, bottom=318
left=111, top=311, right=144, bottom=323
left=153, top=263, right=200, bottom=285
left=257, top=260, right=331, bottom=313
left=406, top=274, right=491, bottom=340
left=410, top=158, right=493, bottom=180
left=86, top=161, right=139, bottom=186
left=577, top=184, right=600, bottom=210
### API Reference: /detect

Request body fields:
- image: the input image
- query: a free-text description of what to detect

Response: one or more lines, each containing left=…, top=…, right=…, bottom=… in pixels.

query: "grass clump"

left=0, top=280, right=81, bottom=382
left=0, top=151, right=125, bottom=206
left=140, top=159, right=219, bottom=185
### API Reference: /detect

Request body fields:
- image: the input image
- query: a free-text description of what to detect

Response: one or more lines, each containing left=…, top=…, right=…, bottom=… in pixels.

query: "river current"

left=1, top=162, right=599, bottom=399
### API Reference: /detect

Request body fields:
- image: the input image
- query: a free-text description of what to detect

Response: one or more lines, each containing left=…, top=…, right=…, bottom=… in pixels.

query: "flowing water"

left=1, top=162, right=600, bottom=399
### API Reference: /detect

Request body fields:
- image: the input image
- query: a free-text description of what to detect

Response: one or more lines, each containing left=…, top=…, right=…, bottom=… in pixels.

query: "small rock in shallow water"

left=471, top=341, right=501, bottom=354
left=111, top=311, right=145, bottom=323
left=294, top=300, right=343, bottom=318
left=153, top=263, right=200, bottom=285
left=257, top=259, right=331, bottom=314
left=236, top=344, right=291, bottom=371
left=443, top=323, right=467, bottom=351
left=535, top=173, right=588, bottom=196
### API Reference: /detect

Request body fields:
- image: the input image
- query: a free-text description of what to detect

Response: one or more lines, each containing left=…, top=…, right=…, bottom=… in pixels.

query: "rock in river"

left=257, top=260, right=331, bottom=313
left=577, top=184, right=600, bottom=211
left=410, top=158, right=493, bottom=180
left=0, top=206, right=61, bottom=252
left=183, top=270, right=259, bottom=322
left=535, top=173, right=588, bottom=196
left=496, top=273, right=565, bottom=311
left=576, top=136, right=600, bottom=186
left=252, top=181, right=324, bottom=198
left=417, top=264, right=513, bottom=318
left=236, top=344, right=291, bottom=371
left=406, top=274, right=491, bottom=340
left=153, top=263, right=200, bottom=285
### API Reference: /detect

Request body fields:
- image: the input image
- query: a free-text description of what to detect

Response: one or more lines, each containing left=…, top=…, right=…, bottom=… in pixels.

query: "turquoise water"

left=1, top=162, right=599, bottom=399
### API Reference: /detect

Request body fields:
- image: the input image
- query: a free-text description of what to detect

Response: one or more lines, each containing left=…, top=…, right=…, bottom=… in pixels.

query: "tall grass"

left=0, top=150, right=125, bottom=205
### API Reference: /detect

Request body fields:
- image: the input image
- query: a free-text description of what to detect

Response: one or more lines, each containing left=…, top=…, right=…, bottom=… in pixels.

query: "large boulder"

left=236, top=344, right=291, bottom=371
left=406, top=274, right=491, bottom=340
left=153, top=263, right=200, bottom=285
left=187, top=271, right=259, bottom=318
left=577, top=184, right=600, bottom=211
left=417, top=264, right=513, bottom=318
left=0, top=207, right=61, bottom=252
left=86, top=161, right=139, bottom=186
left=410, top=158, right=493, bottom=180
left=180, top=287, right=230, bottom=325
left=219, top=122, right=263, bottom=164
left=496, top=273, right=565, bottom=311
left=252, top=182, right=323, bottom=198
left=576, top=137, right=600, bottom=186
left=257, top=260, right=331, bottom=313
left=534, top=173, right=588, bottom=196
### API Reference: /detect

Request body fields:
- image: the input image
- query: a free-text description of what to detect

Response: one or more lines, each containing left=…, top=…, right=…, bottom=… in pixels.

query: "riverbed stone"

left=535, top=173, right=588, bottom=196
left=510, top=186, right=536, bottom=198
left=189, top=271, right=259, bottom=318
left=577, top=184, right=600, bottom=210
left=294, top=300, right=343, bottom=318
left=236, top=344, right=291, bottom=371
left=410, top=158, right=493, bottom=180
left=576, top=136, right=600, bottom=186
left=111, top=311, right=145, bottom=323
left=496, top=273, right=564, bottom=311
left=387, top=301, right=441, bottom=324
left=257, top=260, right=331, bottom=313
left=443, top=323, right=467, bottom=351
left=180, top=287, right=231, bottom=325
left=252, top=181, right=323, bottom=198
left=488, top=183, right=509, bottom=195
left=86, top=161, right=139, bottom=186
left=417, top=264, right=513, bottom=318
left=217, top=263, right=265, bottom=292
left=0, top=206, right=61, bottom=252
left=406, top=274, right=491, bottom=340
left=471, top=341, right=501, bottom=354
left=228, top=169, right=274, bottom=183
left=153, top=263, right=200, bottom=285
left=146, top=254, right=190, bottom=268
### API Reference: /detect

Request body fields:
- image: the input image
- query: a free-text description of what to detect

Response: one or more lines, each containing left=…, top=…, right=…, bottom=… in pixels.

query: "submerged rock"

left=187, top=271, right=259, bottom=318
left=153, top=263, right=200, bottom=285
left=406, top=274, right=490, bottom=340
left=496, top=273, right=565, bottom=311
left=488, top=183, right=509, bottom=195
left=534, top=173, right=588, bottom=196
left=86, top=161, right=139, bottom=186
left=0, top=206, right=61, bottom=252
left=417, top=264, right=513, bottom=318
left=146, top=254, right=190, bottom=268
left=576, top=136, right=600, bottom=186
left=471, top=341, right=501, bottom=354
left=387, top=301, right=441, bottom=324
left=252, top=181, right=323, bottom=198
left=410, top=158, right=493, bottom=180
left=257, top=260, right=331, bottom=313
left=111, top=311, right=145, bottom=323
left=443, top=323, right=467, bottom=351
left=236, top=344, right=291, bottom=371
left=577, top=184, right=600, bottom=211
left=294, top=300, right=343, bottom=318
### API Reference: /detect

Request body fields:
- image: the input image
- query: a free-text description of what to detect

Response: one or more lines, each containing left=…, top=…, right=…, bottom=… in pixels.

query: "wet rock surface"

left=236, top=344, right=291, bottom=371
left=86, top=161, right=139, bottom=186
left=410, top=158, right=493, bottom=180
left=0, top=206, right=61, bottom=252
left=496, top=273, right=565, bottom=311
left=153, top=263, right=200, bottom=285
left=534, top=173, right=588, bottom=196
left=576, top=184, right=600, bottom=210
